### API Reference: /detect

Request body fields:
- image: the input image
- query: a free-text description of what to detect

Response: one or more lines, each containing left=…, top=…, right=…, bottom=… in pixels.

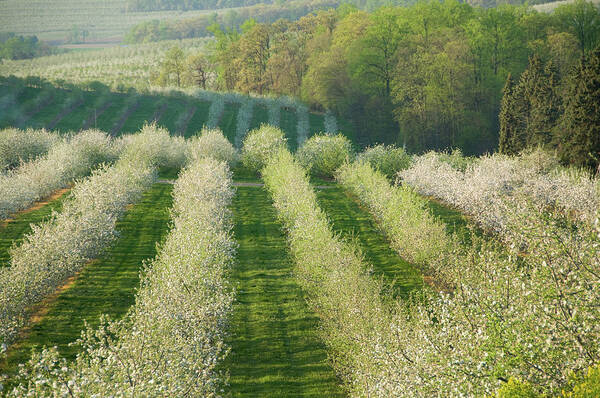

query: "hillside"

left=0, top=39, right=207, bottom=89
left=0, top=0, right=250, bottom=45
left=533, top=0, right=600, bottom=12
left=0, top=77, right=346, bottom=149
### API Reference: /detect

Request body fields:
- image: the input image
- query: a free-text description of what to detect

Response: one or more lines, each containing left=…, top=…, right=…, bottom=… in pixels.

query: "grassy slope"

left=280, top=108, right=298, bottom=151
left=0, top=82, right=354, bottom=146
left=184, top=99, right=211, bottom=137
left=0, top=183, right=174, bottom=377
left=249, top=103, right=269, bottom=131
left=0, top=192, right=69, bottom=268
left=316, top=186, right=422, bottom=298
left=219, top=102, right=241, bottom=143
left=225, top=185, right=344, bottom=397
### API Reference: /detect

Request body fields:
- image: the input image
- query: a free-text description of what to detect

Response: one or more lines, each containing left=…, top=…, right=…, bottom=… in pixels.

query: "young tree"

left=186, top=53, right=213, bottom=89
left=155, top=46, right=186, bottom=87
left=499, top=73, right=517, bottom=154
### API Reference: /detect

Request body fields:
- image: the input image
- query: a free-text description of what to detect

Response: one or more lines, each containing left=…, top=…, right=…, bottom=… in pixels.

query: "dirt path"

left=1, top=187, right=71, bottom=228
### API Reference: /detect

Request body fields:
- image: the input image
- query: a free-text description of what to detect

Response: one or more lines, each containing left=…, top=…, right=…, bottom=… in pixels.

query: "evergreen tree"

left=527, top=60, right=562, bottom=147
left=499, top=73, right=516, bottom=154
left=557, top=46, right=600, bottom=171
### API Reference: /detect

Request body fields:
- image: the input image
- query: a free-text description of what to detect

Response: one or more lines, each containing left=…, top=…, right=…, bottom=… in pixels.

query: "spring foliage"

left=241, top=124, right=287, bottom=173
left=296, top=133, right=353, bottom=178
left=6, top=157, right=236, bottom=396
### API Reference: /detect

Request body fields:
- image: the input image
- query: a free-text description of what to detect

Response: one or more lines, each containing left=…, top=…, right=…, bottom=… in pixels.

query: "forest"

left=150, top=0, right=600, bottom=164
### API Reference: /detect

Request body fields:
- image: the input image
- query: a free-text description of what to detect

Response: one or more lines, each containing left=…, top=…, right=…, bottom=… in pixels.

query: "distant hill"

left=533, top=0, right=600, bottom=12
left=0, top=0, right=258, bottom=45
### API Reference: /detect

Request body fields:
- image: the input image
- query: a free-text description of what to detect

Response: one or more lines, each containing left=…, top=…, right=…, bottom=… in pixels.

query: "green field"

left=0, top=80, right=347, bottom=142
left=316, top=186, right=423, bottom=298
left=0, top=191, right=70, bottom=268
left=0, top=0, right=230, bottom=43
left=0, top=183, right=174, bottom=378
left=225, top=185, right=345, bottom=396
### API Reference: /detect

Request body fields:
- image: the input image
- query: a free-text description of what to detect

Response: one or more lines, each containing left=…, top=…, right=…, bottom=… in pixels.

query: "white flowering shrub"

left=399, top=151, right=600, bottom=235
left=324, top=111, right=338, bottom=134
left=296, top=133, right=353, bottom=178
left=118, top=123, right=188, bottom=170
left=6, top=158, right=236, bottom=397
left=0, top=125, right=188, bottom=348
left=0, top=129, right=117, bottom=220
left=356, top=144, right=412, bottom=179
left=235, top=98, right=254, bottom=149
left=0, top=161, right=155, bottom=347
left=187, top=127, right=238, bottom=167
left=337, top=161, right=454, bottom=272
left=296, top=103, right=310, bottom=147
left=0, top=128, right=58, bottom=172
left=263, top=148, right=400, bottom=397
left=241, top=124, right=287, bottom=173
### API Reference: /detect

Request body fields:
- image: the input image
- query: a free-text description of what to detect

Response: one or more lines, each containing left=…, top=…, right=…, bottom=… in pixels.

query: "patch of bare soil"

left=1, top=187, right=70, bottom=228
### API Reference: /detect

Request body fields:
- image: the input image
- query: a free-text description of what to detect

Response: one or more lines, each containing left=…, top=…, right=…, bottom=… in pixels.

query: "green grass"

left=249, top=103, right=269, bottom=131
left=184, top=99, right=211, bottom=137
left=53, top=90, right=104, bottom=132
left=0, top=191, right=70, bottom=268
left=0, top=81, right=355, bottom=145
left=0, top=183, right=174, bottom=379
left=224, top=185, right=344, bottom=397
left=93, top=92, right=129, bottom=132
left=424, top=199, right=482, bottom=245
left=120, top=95, right=158, bottom=133
left=219, top=101, right=241, bottom=143
left=316, top=186, right=422, bottom=299
left=280, top=108, right=298, bottom=151
left=308, top=113, right=325, bottom=136
left=27, top=89, right=71, bottom=130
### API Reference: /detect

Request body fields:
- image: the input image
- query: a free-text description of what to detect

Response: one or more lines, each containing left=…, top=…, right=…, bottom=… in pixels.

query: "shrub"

left=296, top=133, right=353, bottom=178
left=0, top=128, right=58, bottom=172
left=241, top=124, right=287, bottom=174
left=0, top=129, right=116, bottom=220
left=6, top=158, right=236, bottom=396
left=357, top=144, right=412, bottom=179
left=188, top=127, right=238, bottom=167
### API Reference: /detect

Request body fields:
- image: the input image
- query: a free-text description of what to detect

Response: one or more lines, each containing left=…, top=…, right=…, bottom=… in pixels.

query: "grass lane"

left=225, top=186, right=344, bottom=397
left=316, top=186, right=422, bottom=299
left=0, top=183, right=174, bottom=377
left=0, top=191, right=70, bottom=268
left=280, top=108, right=298, bottom=151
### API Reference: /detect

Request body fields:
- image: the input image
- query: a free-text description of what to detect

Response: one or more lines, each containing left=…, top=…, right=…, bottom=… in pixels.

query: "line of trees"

left=500, top=48, right=600, bottom=171
left=0, top=33, right=56, bottom=61
left=124, top=0, right=339, bottom=43
left=154, top=0, right=600, bottom=159
left=126, top=0, right=273, bottom=12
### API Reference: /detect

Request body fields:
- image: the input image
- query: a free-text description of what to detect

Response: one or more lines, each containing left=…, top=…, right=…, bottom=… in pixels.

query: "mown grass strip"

left=308, top=113, right=325, bottom=137
left=225, top=186, right=344, bottom=397
left=184, top=99, right=211, bottom=137
left=316, top=186, right=422, bottom=298
left=0, top=191, right=69, bottom=268
left=0, top=183, right=174, bottom=378
left=249, top=104, right=269, bottom=131
left=280, top=108, right=298, bottom=151
left=219, top=102, right=241, bottom=143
